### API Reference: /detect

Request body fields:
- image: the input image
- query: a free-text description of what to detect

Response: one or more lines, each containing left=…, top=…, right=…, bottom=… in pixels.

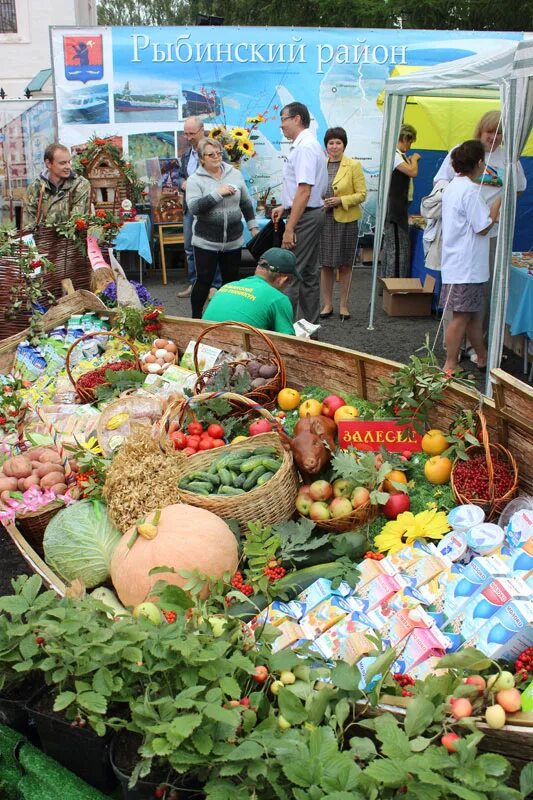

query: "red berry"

left=154, top=789, right=165, bottom=800
left=35, top=636, right=45, bottom=645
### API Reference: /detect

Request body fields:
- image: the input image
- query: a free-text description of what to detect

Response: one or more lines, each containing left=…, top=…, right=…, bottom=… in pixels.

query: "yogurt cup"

left=467, top=522, right=505, bottom=557
left=437, top=531, right=470, bottom=564
left=447, top=504, right=485, bottom=533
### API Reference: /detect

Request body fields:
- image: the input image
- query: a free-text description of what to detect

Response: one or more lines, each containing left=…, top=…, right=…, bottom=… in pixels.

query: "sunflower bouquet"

left=208, top=114, right=267, bottom=164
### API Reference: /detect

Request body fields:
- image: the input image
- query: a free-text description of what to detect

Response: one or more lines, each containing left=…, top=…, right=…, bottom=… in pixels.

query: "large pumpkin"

left=110, top=504, right=238, bottom=606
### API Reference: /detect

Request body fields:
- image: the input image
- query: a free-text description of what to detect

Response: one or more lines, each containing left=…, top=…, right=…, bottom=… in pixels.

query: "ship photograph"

left=114, top=82, right=180, bottom=122
left=59, top=84, right=110, bottom=124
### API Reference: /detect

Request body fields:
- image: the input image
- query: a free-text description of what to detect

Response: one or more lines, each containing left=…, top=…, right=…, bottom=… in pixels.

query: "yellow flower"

left=230, top=127, right=248, bottom=140
left=374, top=509, right=450, bottom=553
left=80, top=436, right=103, bottom=455
left=237, top=139, right=255, bottom=156
left=246, top=114, right=266, bottom=124
left=209, top=126, right=226, bottom=140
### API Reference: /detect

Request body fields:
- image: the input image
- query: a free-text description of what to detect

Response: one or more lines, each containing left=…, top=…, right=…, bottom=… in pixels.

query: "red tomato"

left=182, top=447, right=197, bottom=456
left=186, top=435, right=201, bottom=449
left=200, top=431, right=212, bottom=439
left=170, top=431, right=188, bottom=450
left=198, top=438, right=214, bottom=450
left=211, top=439, right=225, bottom=448
left=187, top=421, right=204, bottom=436
left=207, top=423, right=225, bottom=439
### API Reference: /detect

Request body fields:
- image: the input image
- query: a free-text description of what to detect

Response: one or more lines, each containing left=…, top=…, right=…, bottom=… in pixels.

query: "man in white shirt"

left=272, top=102, right=328, bottom=325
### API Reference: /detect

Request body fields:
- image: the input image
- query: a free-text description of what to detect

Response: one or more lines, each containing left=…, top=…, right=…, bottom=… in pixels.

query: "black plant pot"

left=0, top=676, right=45, bottom=742
left=26, top=692, right=116, bottom=793
left=110, top=732, right=205, bottom=800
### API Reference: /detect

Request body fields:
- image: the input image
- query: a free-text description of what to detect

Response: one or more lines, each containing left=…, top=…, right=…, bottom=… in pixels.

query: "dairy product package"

left=447, top=504, right=485, bottom=532
left=405, top=553, right=452, bottom=587
left=295, top=578, right=352, bottom=618
left=379, top=540, right=439, bottom=575
left=271, top=621, right=305, bottom=653
left=393, top=626, right=450, bottom=673
left=381, top=606, right=435, bottom=648
left=253, top=600, right=304, bottom=629
left=466, top=523, right=505, bottom=556
left=299, top=595, right=364, bottom=640
left=505, top=508, right=533, bottom=547
left=313, top=617, right=374, bottom=664
left=471, top=599, right=533, bottom=660
left=455, top=575, right=531, bottom=641
left=437, top=531, right=471, bottom=564
left=441, top=554, right=509, bottom=622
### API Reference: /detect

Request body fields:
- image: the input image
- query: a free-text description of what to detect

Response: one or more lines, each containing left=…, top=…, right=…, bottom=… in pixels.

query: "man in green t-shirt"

left=202, top=248, right=298, bottom=335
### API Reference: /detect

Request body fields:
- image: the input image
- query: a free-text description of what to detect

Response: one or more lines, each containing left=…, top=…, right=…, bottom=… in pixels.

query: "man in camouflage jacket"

left=24, top=143, right=90, bottom=228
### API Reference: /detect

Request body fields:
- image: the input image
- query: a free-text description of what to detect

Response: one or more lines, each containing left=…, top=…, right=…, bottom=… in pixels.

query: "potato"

left=4, top=455, right=33, bottom=479
left=23, top=475, right=40, bottom=490
left=68, top=459, right=79, bottom=473
left=40, top=471, right=65, bottom=488
left=51, top=483, right=67, bottom=495
left=0, top=476, right=18, bottom=493
left=36, top=462, right=63, bottom=479
left=1, top=490, right=12, bottom=504
left=258, top=363, right=277, bottom=379
left=38, top=451, right=62, bottom=464
left=27, top=447, right=47, bottom=460
left=17, top=478, right=27, bottom=491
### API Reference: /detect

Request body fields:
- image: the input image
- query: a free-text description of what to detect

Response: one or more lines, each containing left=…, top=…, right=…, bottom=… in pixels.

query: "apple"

left=485, top=704, right=506, bottom=729
left=132, top=602, right=162, bottom=625
left=451, top=698, right=472, bottom=720
left=496, top=688, right=522, bottom=713
left=334, top=405, right=359, bottom=424
left=295, top=494, right=313, bottom=516
left=321, top=394, right=346, bottom=418
left=382, top=492, right=410, bottom=519
left=249, top=419, right=273, bottom=436
left=351, top=486, right=370, bottom=508
left=298, top=484, right=312, bottom=499
left=441, top=732, right=460, bottom=753
left=309, top=501, right=331, bottom=521
left=487, top=671, right=515, bottom=691
left=280, top=670, right=296, bottom=685
left=333, top=478, right=355, bottom=498
left=309, top=479, right=333, bottom=502
left=270, top=680, right=284, bottom=695
left=464, top=675, right=486, bottom=695
left=329, top=496, right=353, bottom=518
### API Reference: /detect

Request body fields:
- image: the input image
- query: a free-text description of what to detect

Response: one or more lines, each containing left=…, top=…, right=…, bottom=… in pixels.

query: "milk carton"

left=313, top=618, right=374, bottom=664
left=505, top=509, right=533, bottom=547
left=508, top=537, right=533, bottom=578
left=405, top=553, right=452, bottom=587
left=456, top=575, right=531, bottom=641
left=382, top=606, right=435, bottom=648
left=472, top=599, right=533, bottom=660
left=299, top=595, right=364, bottom=640
left=393, top=626, right=449, bottom=673
left=295, top=578, right=352, bottom=617
left=442, top=554, right=509, bottom=622
left=379, top=541, right=439, bottom=576
left=356, top=573, right=406, bottom=610
left=254, top=600, right=304, bottom=628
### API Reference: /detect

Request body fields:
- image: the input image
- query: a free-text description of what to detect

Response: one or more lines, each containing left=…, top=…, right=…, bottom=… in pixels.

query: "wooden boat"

left=1, top=289, right=532, bottom=780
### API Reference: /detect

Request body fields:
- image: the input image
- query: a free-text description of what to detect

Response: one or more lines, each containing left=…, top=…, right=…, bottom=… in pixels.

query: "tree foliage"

left=97, top=0, right=532, bottom=31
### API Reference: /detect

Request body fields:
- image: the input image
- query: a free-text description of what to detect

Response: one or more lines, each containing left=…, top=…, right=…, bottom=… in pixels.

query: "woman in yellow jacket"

left=319, top=127, right=367, bottom=320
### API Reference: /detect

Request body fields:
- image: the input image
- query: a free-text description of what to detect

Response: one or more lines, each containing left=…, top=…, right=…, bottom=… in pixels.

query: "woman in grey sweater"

left=186, top=137, right=258, bottom=317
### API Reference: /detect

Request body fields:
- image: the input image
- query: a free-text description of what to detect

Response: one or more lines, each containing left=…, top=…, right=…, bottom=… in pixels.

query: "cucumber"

left=187, top=470, right=220, bottom=487
left=243, top=465, right=267, bottom=490
left=261, top=457, right=282, bottom=472
left=184, top=481, right=212, bottom=495
left=217, top=485, right=246, bottom=496
left=240, top=455, right=267, bottom=473
left=256, top=470, right=274, bottom=486
left=233, top=472, right=247, bottom=488
left=217, top=466, right=233, bottom=485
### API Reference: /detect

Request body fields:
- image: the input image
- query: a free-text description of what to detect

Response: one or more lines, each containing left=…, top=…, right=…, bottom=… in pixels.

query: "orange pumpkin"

left=110, top=504, right=239, bottom=606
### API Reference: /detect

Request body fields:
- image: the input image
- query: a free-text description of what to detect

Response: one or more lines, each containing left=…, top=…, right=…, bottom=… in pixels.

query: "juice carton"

left=380, top=540, right=439, bottom=575
left=353, top=558, right=390, bottom=589
left=470, top=599, right=533, bottom=660
left=382, top=606, right=434, bottom=648
left=409, top=656, right=446, bottom=681
left=299, top=595, right=364, bottom=640
left=356, top=573, right=406, bottom=610
left=457, top=575, right=531, bottom=641
left=313, top=615, right=374, bottom=664
left=271, top=621, right=306, bottom=653
left=441, top=554, right=509, bottom=622
left=295, top=578, right=351, bottom=616
left=405, top=553, right=452, bottom=587
left=254, top=600, right=303, bottom=628
left=394, top=626, right=450, bottom=673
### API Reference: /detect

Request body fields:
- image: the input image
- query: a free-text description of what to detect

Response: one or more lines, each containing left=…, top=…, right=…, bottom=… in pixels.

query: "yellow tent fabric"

left=377, top=65, right=533, bottom=155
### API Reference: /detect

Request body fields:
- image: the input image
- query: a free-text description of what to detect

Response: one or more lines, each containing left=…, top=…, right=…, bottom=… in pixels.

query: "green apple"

left=332, top=478, right=354, bottom=498
left=132, top=602, right=162, bottom=625
left=487, top=671, right=515, bottom=691
left=277, top=714, right=292, bottom=730
left=280, top=670, right=296, bottom=685
left=208, top=616, right=228, bottom=637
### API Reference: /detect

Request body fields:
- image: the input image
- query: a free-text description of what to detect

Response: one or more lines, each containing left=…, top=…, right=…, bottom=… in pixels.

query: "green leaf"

left=364, top=758, right=408, bottom=785
left=409, top=736, right=433, bottom=752
left=435, top=648, right=492, bottom=672
left=374, top=715, right=411, bottom=760
left=282, top=760, right=314, bottom=788
left=322, top=793, right=358, bottom=800
left=92, top=667, right=114, bottom=696
left=204, top=703, right=240, bottom=727
left=442, top=783, right=486, bottom=800
left=53, top=691, right=76, bottom=711
left=192, top=729, right=213, bottom=755
left=219, top=676, right=242, bottom=699
left=334, top=698, right=350, bottom=729
left=157, top=583, right=192, bottom=610
left=331, top=661, right=361, bottom=691
left=19, top=636, right=40, bottom=660
left=121, top=646, right=143, bottom=662
left=307, top=685, right=337, bottom=725
left=21, top=574, right=42, bottom=604
left=167, top=713, right=202, bottom=742
left=364, top=647, right=398, bottom=685
left=0, top=596, right=29, bottom=614
left=349, top=737, right=377, bottom=761
left=520, top=762, right=533, bottom=798
left=77, top=691, right=107, bottom=715
left=476, top=753, right=510, bottom=779
left=151, top=737, right=172, bottom=756
left=226, top=740, right=264, bottom=761
left=404, top=696, right=436, bottom=738
left=278, top=687, right=308, bottom=724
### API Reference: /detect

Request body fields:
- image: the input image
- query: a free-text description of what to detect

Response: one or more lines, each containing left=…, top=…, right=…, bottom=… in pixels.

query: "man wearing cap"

left=202, top=247, right=296, bottom=335
left=271, top=102, right=328, bottom=325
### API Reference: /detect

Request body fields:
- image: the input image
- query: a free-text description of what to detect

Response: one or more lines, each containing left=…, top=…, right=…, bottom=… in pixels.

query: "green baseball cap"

left=261, top=247, right=300, bottom=279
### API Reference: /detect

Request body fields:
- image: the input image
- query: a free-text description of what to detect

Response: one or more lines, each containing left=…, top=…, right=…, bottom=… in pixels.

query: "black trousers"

left=191, top=246, right=241, bottom=318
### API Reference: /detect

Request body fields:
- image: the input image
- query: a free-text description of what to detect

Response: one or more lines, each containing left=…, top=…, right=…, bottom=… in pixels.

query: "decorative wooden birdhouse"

left=87, top=148, right=131, bottom=213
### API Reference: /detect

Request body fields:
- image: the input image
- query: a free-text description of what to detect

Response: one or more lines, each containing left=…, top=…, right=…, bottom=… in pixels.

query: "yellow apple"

left=334, top=405, right=359, bottom=423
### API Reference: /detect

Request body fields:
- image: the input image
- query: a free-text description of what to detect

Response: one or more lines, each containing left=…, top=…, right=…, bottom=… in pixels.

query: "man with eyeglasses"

left=271, top=102, right=328, bottom=326
left=176, top=116, right=222, bottom=298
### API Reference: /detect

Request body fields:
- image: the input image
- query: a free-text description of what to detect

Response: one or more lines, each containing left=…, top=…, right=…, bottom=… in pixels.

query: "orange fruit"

left=298, top=399, right=323, bottom=418
left=424, top=455, right=453, bottom=485
left=333, top=405, right=359, bottom=423
left=421, top=429, right=449, bottom=456
left=383, top=469, right=408, bottom=494
left=277, top=387, right=301, bottom=411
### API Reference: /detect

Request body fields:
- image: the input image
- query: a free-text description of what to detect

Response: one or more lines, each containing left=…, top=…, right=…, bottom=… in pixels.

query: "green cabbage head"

left=44, top=500, right=121, bottom=588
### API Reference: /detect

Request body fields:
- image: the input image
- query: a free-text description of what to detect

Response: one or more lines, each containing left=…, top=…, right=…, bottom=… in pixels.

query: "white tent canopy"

left=368, top=39, right=533, bottom=396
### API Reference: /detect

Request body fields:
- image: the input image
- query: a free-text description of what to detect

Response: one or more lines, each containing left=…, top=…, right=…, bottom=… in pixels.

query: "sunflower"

left=237, top=139, right=255, bottom=156
left=209, top=126, right=226, bottom=140
left=246, top=114, right=266, bottom=125
left=230, top=127, right=248, bottom=140
left=374, top=509, right=450, bottom=554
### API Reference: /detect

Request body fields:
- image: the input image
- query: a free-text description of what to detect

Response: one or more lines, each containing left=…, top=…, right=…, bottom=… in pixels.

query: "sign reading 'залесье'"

left=337, top=420, right=423, bottom=452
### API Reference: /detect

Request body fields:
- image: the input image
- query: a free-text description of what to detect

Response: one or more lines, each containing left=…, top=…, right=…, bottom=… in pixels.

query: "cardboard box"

left=381, top=275, right=436, bottom=317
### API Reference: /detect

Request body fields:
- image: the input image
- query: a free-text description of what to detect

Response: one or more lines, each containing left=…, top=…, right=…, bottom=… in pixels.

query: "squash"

left=110, top=504, right=239, bottom=607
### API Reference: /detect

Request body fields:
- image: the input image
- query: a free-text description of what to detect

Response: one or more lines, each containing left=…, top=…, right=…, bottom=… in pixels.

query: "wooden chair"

left=155, top=223, right=184, bottom=285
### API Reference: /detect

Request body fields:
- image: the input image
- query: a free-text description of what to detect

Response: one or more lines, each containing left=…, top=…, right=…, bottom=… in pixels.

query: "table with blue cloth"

left=113, top=215, right=152, bottom=282
left=506, top=264, right=533, bottom=378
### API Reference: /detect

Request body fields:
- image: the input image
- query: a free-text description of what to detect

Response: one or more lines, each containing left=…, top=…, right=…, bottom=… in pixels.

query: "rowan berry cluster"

left=364, top=551, right=384, bottom=560
left=515, top=646, right=533, bottom=680
left=231, top=571, right=253, bottom=596
left=162, top=610, right=177, bottom=624
left=393, top=672, right=415, bottom=697
left=453, top=454, right=514, bottom=499
left=263, top=560, right=286, bottom=581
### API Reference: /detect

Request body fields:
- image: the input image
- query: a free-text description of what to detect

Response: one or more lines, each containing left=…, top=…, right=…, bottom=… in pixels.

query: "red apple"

left=401, top=450, right=413, bottom=460
left=333, top=478, right=354, bottom=498
left=441, top=733, right=460, bottom=753
left=309, top=479, right=333, bottom=502
left=464, top=675, right=486, bottom=695
left=382, top=492, right=410, bottom=519
left=298, top=484, right=312, bottom=499
left=495, top=688, right=522, bottom=713
left=295, top=494, right=313, bottom=516
left=248, top=419, right=273, bottom=436
left=351, top=486, right=370, bottom=508
left=309, top=501, right=331, bottom=521
left=329, top=496, right=353, bottom=518
left=321, top=394, right=346, bottom=419
left=451, top=698, right=472, bottom=720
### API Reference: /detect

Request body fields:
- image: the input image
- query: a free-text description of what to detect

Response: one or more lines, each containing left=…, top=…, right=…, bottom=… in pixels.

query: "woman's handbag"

left=246, top=219, right=285, bottom=263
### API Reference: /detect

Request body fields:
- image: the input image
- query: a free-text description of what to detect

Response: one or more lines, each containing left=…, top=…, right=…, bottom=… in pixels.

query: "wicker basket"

left=192, top=321, right=286, bottom=412
left=297, top=490, right=381, bottom=534
left=450, top=409, right=519, bottom=521
left=65, top=331, right=141, bottom=404
left=158, top=390, right=285, bottom=454
left=174, top=432, right=298, bottom=529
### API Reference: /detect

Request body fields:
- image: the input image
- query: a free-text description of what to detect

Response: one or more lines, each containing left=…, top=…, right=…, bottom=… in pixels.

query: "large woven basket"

left=174, top=432, right=298, bottom=529
left=192, top=321, right=286, bottom=412
left=297, top=490, right=381, bottom=533
left=65, top=331, right=141, bottom=404
left=450, top=409, right=518, bottom=521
